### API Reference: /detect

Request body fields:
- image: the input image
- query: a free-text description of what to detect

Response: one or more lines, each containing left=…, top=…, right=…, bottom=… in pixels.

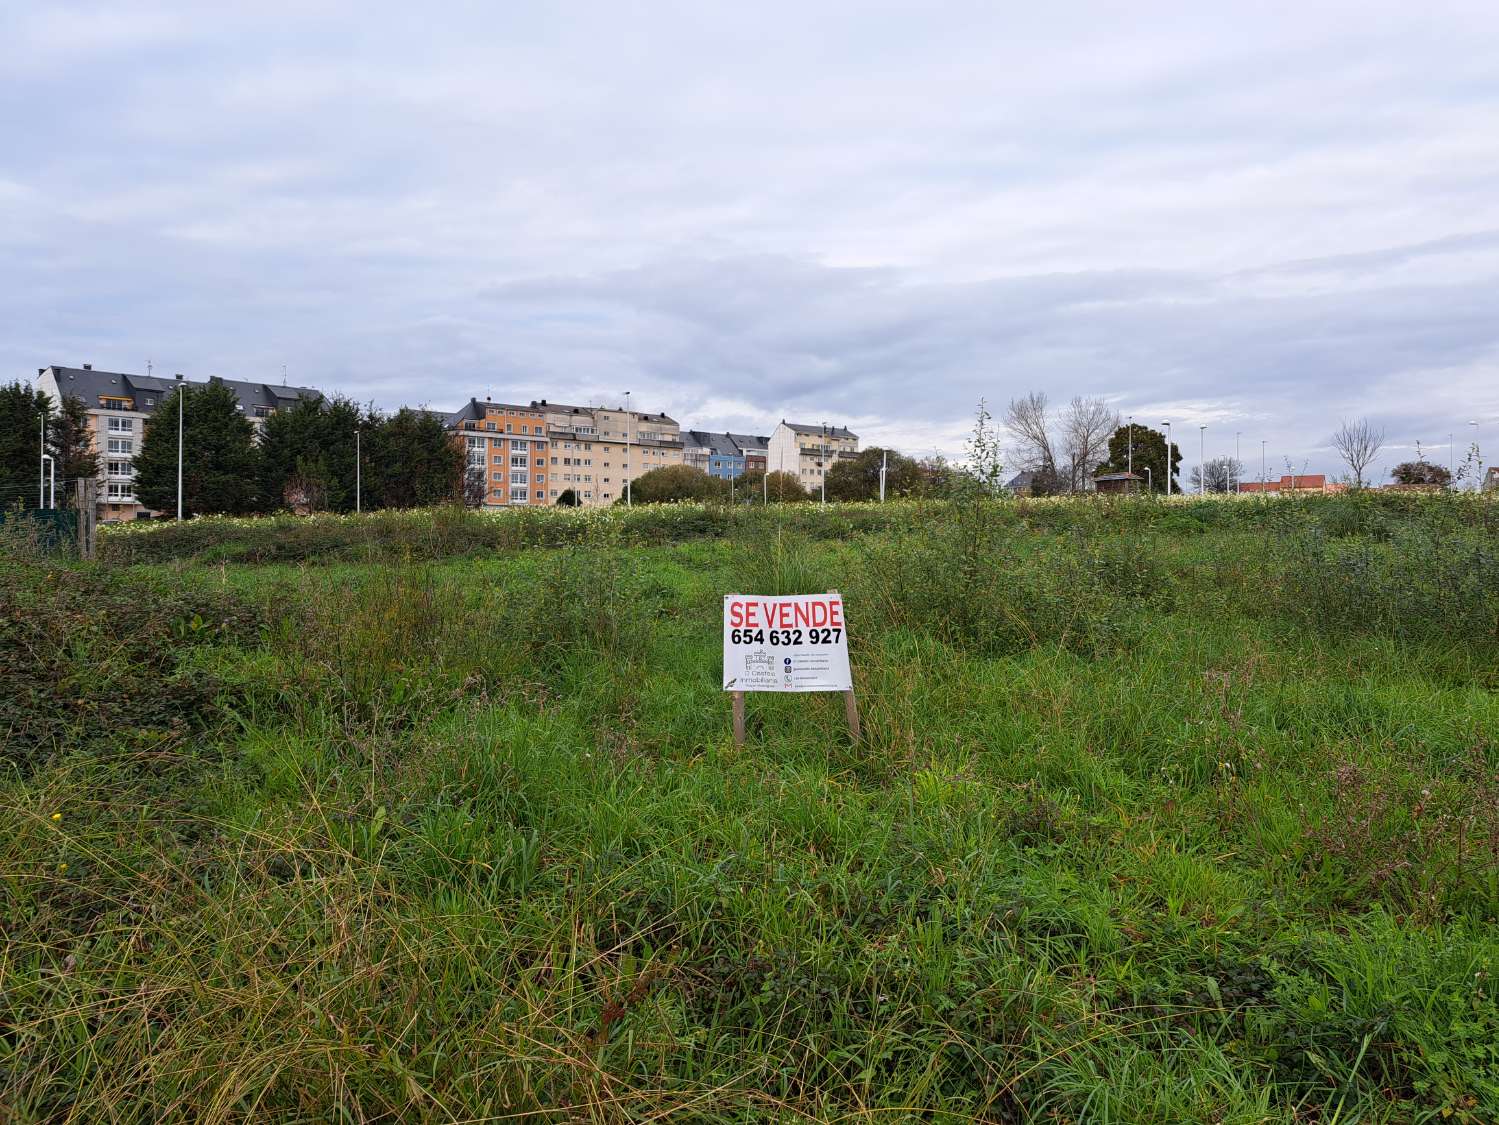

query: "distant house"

left=1238, top=474, right=1332, bottom=494
left=1093, top=471, right=1144, bottom=494
left=1486, top=466, right=1499, bottom=492
left=767, top=422, right=858, bottom=486
left=682, top=430, right=769, bottom=480
left=1005, top=471, right=1036, bottom=495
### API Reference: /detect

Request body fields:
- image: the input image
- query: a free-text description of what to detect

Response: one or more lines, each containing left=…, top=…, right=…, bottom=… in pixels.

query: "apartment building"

left=532, top=400, right=683, bottom=506
left=683, top=431, right=772, bottom=479
left=35, top=363, right=322, bottom=522
left=767, top=421, right=859, bottom=487
left=446, top=399, right=551, bottom=506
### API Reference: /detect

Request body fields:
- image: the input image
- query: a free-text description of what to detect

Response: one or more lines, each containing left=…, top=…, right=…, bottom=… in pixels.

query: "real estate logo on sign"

left=723, top=592, right=852, bottom=692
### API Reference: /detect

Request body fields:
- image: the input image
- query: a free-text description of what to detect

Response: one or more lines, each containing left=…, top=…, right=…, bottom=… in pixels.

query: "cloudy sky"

left=4, top=1, right=1498, bottom=478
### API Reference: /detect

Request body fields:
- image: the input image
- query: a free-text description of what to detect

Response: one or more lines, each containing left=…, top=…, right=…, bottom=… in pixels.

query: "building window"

left=505, top=424, right=513, bottom=433
left=107, top=438, right=133, bottom=454
left=486, top=421, right=497, bottom=431
left=145, top=397, right=155, bottom=406
left=254, top=406, right=272, bottom=419
left=107, top=460, right=132, bottom=478
left=510, top=471, right=528, bottom=485
left=492, top=472, right=504, bottom=482
left=107, top=417, right=134, bottom=433
left=106, top=482, right=134, bottom=501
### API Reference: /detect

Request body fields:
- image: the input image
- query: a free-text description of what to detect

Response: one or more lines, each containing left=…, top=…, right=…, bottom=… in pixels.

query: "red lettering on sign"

left=829, top=600, right=843, bottom=628
left=728, top=601, right=745, bottom=627
left=809, top=600, right=828, bottom=627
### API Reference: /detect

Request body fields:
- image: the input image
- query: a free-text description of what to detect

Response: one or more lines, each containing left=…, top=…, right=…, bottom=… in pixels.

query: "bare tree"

left=1004, top=392, right=1060, bottom=491
left=1060, top=396, right=1119, bottom=491
left=1329, top=418, right=1385, bottom=488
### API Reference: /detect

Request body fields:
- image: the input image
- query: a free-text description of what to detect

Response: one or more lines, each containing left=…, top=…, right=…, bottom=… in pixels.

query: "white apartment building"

left=767, top=421, right=859, bottom=489
left=532, top=400, right=683, bottom=506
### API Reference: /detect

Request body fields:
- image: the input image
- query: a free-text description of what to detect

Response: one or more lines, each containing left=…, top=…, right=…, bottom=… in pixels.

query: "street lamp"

left=1127, top=414, right=1133, bottom=480
left=1235, top=431, right=1241, bottom=494
left=1261, top=440, right=1267, bottom=490
left=1199, top=424, right=1206, bottom=495
left=355, top=427, right=362, bottom=513
left=38, top=414, right=46, bottom=509
left=1470, top=419, right=1481, bottom=492
left=624, top=391, right=632, bottom=507
left=177, top=382, right=185, bottom=520
left=41, top=454, right=55, bottom=509
left=1142, top=466, right=1152, bottom=495
left=1161, top=421, right=1172, bottom=494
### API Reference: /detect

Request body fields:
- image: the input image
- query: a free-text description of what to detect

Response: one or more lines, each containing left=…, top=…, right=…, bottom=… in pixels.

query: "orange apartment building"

left=446, top=399, right=551, bottom=506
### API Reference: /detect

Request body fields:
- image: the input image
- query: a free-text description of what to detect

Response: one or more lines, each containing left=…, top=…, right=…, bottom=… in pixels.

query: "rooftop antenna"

left=147, top=359, right=153, bottom=377
left=282, top=363, right=287, bottom=386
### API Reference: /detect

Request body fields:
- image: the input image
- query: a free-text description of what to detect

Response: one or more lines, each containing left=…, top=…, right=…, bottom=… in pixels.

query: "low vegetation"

left=4, top=492, right=1496, bottom=1121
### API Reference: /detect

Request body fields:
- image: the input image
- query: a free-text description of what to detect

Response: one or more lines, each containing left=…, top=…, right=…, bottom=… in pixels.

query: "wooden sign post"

left=723, top=589, right=859, bottom=748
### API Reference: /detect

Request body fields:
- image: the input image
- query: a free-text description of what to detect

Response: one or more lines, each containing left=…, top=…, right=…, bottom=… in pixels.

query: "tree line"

left=0, top=379, right=463, bottom=517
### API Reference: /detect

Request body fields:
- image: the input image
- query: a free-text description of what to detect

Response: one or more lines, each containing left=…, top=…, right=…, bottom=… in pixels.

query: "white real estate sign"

left=723, top=592, right=852, bottom=692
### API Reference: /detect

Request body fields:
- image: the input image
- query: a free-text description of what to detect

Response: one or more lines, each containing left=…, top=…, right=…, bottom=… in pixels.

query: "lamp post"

left=1161, top=421, right=1172, bottom=494
left=820, top=422, right=827, bottom=504
left=1470, top=419, right=1481, bottom=492
left=1261, top=440, right=1267, bottom=490
left=624, top=391, right=632, bottom=507
left=879, top=448, right=888, bottom=502
left=1235, top=431, right=1241, bottom=494
left=41, top=454, right=55, bottom=509
left=1127, top=414, right=1134, bottom=480
left=1199, top=424, right=1206, bottom=495
left=39, top=414, right=46, bottom=508
left=1143, top=466, right=1152, bottom=495
left=355, top=428, right=362, bottom=513
left=177, top=383, right=184, bottom=521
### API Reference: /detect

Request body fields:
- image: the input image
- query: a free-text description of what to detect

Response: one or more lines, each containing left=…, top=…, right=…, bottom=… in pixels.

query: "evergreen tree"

left=49, top=394, right=99, bottom=507
left=258, top=395, right=365, bottom=511
left=1096, top=423, right=1181, bottom=493
left=365, top=407, right=463, bottom=509
left=0, top=382, right=52, bottom=508
left=135, top=382, right=261, bottom=516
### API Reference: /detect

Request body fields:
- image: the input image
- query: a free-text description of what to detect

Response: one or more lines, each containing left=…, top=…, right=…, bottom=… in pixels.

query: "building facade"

left=446, top=399, right=551, bottom=506
left=36, top=364, right=322, bottom=522
left=532, top=400, right=683, bottom=506
left=767, top=421, right=858, bottom=489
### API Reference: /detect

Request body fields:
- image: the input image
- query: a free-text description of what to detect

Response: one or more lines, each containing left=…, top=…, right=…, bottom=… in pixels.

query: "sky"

left=3, top=1, right=1498, bottom=480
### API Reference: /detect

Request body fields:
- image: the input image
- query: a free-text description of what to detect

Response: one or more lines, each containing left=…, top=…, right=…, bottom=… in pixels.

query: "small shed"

left=1093, top=471, right=1144, bottom=494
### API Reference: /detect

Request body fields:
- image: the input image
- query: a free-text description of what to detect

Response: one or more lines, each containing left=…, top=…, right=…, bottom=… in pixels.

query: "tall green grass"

left=3, top=496, right=1496, bottom=1122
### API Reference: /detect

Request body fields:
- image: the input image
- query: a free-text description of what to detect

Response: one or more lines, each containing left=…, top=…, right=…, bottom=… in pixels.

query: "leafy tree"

left=135, top=382, right=261, bottom=516
left=735, top=470, right=808, bottom=502
left=1096, top=423, right=1180, bottom=494
left=623, top=464, right=726, bottom=504
left=556, top=488, right=580, bottom=507
left=0, top=382, right=53, bottom=507
left=365, top=407, right=463, bottom=509
left=258, top=395, right=365, bottom=512
left=825, top=446, right=923, bottom=501
left=1390, top=460, right=1451, bottom=487
left=1190, top=457, right=1244, bottom=494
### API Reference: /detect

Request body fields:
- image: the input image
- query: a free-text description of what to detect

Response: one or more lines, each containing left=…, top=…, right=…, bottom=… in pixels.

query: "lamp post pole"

left=1261, top=440, right=1267, bottom=490
left=1471, top=419, right=1481, bottom=491
left=177, top=385, right=184, bottom=520
left=879, top=448, right=887, bottom=502
left=355, top=428, right=362, bottom=513
left=1127, top=414, right=1133, bottom=480
left=1161, top=421, right=1172, bottom=495
left=1235, top=431, right=1241, bottom=494
left=39, top=414, right=46, bottom=508
left=820, top=422, right=827, bottom=505
left=624, top=391, right=632, bottom=507
left=1199, top=424, right=1206, bottom=495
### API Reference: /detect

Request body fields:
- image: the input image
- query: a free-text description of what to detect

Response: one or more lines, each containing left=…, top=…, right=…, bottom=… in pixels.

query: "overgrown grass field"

left=3, top=495, right=1497, bottom=1122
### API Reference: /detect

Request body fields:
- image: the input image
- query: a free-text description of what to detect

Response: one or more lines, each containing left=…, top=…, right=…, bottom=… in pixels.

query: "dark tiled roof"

left=728, top=432, right=770, bottom=453
left=684, top=430, right=743, bottom=457
left=45, top=365, right=323, bottom=417
left=784, top=421, right=857, bottom=440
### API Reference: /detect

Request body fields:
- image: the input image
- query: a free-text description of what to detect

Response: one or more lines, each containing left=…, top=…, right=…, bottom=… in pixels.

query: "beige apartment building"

left=531, top=400, right=683, bottom=505
left=767, top=421, right=859, bottom=490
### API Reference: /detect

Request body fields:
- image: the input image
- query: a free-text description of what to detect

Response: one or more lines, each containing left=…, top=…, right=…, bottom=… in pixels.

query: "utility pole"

left=624, top=391, right=632, bottom=507
left=1126, top=414, right=1133, bottom=480
left=820, top=422, right=827, bottom=504
left=1161, top=421, right=1172, bottom=495
left=177, top=383, right=185, bottom=520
